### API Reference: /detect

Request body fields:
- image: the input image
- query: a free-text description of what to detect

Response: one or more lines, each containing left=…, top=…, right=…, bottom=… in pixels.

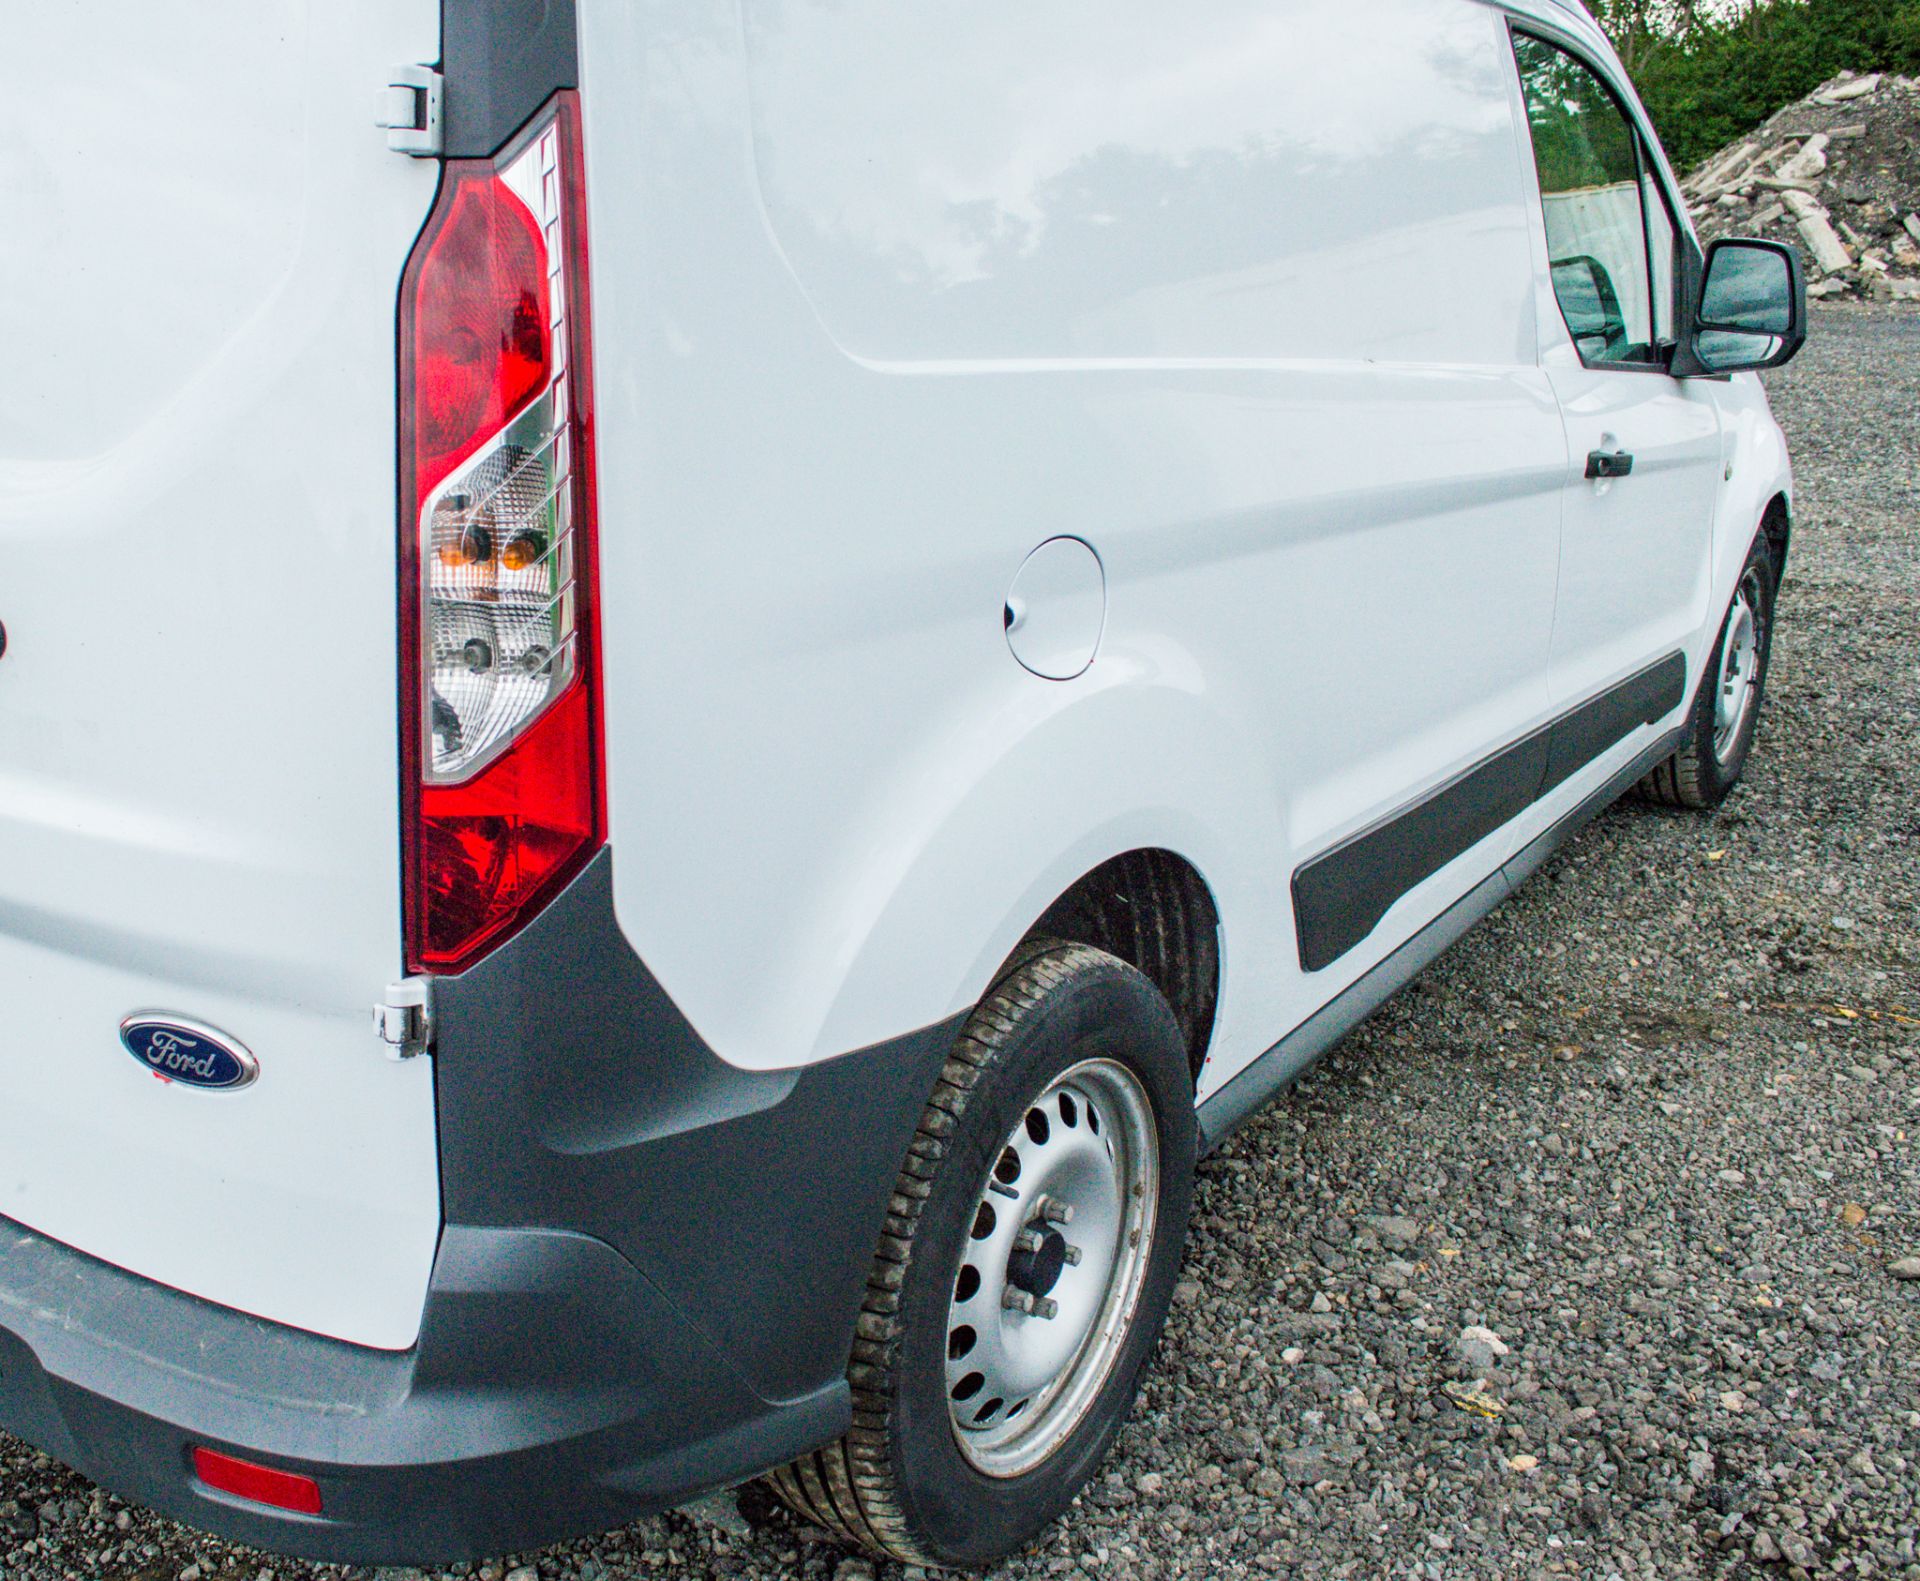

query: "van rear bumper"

left=0, top=1214, right=842, bottom=1563
left=0, top=850, right=963, bottom=1563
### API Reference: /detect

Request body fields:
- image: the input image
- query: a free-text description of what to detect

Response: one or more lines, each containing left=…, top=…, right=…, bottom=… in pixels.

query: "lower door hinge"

left=374, top=978, right=433, bottom=1060
left=376, top=65, right=443, bottom=157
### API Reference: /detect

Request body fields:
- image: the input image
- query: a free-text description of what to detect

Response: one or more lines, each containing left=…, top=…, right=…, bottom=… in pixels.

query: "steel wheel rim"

left=1714, top=571, right=1763, bottom=764
left=943, top=1057, right=1160, bottom=1478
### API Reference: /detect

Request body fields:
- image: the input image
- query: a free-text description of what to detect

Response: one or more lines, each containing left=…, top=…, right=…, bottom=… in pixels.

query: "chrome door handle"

left=1586, top=449, right=1635, bottom=480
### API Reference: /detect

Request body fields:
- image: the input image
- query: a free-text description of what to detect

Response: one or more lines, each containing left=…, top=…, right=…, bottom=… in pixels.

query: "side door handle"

left=1586, top=449, right=1635, bottom=480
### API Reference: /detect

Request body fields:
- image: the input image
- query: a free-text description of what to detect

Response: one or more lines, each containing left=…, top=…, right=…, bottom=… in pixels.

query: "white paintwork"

left=2, top=0, right=1793, bottom=1353
left=579, top=0, right=1787, bottom=1088
left=585, top=0, right=1565, bottom=1081
left=1539, top=350, right=1723, bottom=706
left=1005, top=539, right=1106, bottom=682
left=0, top=2, right=442, bottom=1349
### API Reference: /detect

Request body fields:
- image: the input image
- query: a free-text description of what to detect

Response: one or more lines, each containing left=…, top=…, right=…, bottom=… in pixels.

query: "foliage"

left=1588, top=0, right=1920, bottom=169
left=1517, top=33, right=1644, bottom=193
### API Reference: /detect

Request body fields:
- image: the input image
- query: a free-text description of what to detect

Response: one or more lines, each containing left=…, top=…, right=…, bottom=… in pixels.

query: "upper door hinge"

left=374, top=978, right=433, bottom=1060
left=376, top=65, right=443, bottom=157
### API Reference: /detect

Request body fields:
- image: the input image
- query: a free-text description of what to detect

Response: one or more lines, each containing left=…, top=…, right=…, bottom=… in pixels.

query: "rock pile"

left=1684, top=70, right=1920, bottom=303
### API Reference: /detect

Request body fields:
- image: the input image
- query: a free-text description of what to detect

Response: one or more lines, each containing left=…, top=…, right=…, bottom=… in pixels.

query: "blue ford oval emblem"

left=119, top=1016, right=259, bottom=1091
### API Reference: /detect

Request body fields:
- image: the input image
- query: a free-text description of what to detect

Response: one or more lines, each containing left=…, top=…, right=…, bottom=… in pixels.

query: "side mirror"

left=1677, top=239, right=1807, bottom=376
left=1551, top=254, right=1627, bottom=361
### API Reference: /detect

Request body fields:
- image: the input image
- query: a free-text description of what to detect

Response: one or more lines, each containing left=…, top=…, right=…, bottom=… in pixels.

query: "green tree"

left=1592, top=0, right=1920, bottom=170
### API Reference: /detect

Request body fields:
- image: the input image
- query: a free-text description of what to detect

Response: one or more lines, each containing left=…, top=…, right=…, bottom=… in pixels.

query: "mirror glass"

left=1701, top=244, right=1793, bottom=334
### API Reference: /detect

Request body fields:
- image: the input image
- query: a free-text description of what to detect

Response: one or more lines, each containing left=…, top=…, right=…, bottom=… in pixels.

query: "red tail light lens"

left=191, top=1447, right=324, bottom=1516
left=411, top=177, right=550, bottom=498
left=400, top=93, right=603, bottom=974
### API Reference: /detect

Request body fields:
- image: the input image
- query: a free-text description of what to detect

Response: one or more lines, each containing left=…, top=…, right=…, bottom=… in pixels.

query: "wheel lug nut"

left=1038, top=1195, right=1075, bottom=1226
left=1063, top=1244, right=1083, bottom=1266
left=1033, top=1296, right=1059, bottom=1320
left=1002, top=1289, right=1035, bottom=1314
left=1014, top=1229, right=1043, bottom=1254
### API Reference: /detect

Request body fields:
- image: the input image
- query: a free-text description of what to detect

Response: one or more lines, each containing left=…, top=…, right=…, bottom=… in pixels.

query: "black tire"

left=768, top=940, right=1196, bottom=1569
left=1639, top=528, right=1778, bottom=810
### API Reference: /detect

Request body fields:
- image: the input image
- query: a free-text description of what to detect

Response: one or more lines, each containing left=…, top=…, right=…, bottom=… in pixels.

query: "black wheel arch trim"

left=431, top=848, right=967, bottom=1408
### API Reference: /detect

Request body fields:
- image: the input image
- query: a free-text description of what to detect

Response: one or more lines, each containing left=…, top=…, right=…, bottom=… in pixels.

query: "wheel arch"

left=1019, top=850, right=1221, bottom=1086
left=1711, top=383, right=1794, bottom=599
left=781, top=668, right=1273, bottom=1078
left=1760, top=489, right=1792, bottom=583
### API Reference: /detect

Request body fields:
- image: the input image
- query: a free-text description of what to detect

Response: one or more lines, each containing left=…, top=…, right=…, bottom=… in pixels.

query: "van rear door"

left=0, top=3, right=443, bottom=1349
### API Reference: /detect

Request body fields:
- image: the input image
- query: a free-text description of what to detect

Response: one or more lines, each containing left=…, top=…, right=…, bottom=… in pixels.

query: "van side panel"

left=742, top=0, right=1532, bottom=368
left=582, top=0, right=1561, bottom=1083
left=0, top=2, right=443, bottom=1348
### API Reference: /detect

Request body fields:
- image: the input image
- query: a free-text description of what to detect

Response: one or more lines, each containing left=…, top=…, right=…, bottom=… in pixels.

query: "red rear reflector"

left=191, top=1447, right=324, bottom=1516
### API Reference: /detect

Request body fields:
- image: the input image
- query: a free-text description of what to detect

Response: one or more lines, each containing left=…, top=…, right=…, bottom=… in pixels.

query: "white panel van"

left=0, top=0, right=1803, bottom=1566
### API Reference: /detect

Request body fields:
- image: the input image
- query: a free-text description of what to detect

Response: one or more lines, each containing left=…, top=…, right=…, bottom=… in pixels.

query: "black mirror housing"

left=1674, top=238, right=1808, bottom=377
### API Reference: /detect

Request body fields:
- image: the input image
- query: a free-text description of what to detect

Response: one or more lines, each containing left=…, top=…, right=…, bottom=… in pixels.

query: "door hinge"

left=376, top=65, right=443, bottom=157
left=374, top=978, right=433, bottom=1060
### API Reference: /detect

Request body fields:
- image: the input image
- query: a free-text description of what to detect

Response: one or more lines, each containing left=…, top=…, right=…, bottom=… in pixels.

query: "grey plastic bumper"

left=0, top=1215, right=844, bottom=1562
left=0, top=850, right=961, bottom=1563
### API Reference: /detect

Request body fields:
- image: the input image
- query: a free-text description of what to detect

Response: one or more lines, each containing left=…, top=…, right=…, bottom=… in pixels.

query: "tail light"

left=399, top=92, right=603, bottom=974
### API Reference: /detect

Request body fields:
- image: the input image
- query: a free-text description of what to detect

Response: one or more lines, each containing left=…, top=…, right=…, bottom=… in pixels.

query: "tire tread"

left=765, top=940, right=1110, bottom=1565
left=1637, top=530, right=1776, bottom=811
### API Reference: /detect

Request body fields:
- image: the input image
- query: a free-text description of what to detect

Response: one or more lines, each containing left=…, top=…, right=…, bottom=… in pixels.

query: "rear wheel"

left=1640, top=529, right=1777, bottom=810
left=768, top=940, right=1195, bottom=1569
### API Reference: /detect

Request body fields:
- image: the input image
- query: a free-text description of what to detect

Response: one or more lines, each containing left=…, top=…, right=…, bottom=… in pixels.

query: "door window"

left=1513, top=32, right=1677, bottom=368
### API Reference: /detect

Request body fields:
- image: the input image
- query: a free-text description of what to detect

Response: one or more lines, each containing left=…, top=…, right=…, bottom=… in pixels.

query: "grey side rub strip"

left=1204, top=720, right=1689, bottom=1152
left=1291, top=652, right=1687, bottom=973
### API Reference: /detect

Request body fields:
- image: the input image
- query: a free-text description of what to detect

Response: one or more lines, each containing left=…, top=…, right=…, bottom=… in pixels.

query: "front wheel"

left=1640, top=529, right=1778, bottom=809
left=768, top=940, right=1195, bottom=1569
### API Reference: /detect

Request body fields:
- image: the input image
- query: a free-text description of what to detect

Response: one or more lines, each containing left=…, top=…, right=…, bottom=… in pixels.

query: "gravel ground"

left=4, top=306, right=1916, bottom=1581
